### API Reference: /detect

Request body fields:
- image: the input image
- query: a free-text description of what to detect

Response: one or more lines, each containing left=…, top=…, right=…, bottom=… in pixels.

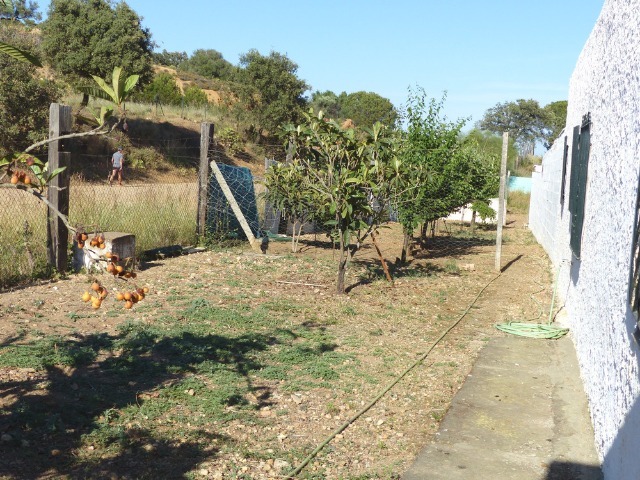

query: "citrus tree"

left=280, top=111, right=403, bottom=293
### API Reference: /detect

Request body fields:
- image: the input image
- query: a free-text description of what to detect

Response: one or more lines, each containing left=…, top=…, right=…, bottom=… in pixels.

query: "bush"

left=135, top=73, right=182, bottom=106
left=127, top=147, right=162, bottom=169
left=0, top=24, right=61, bottom=157
left=184, top=84, right=208, bottom=107
left=217, top=127, right=244, bottom=155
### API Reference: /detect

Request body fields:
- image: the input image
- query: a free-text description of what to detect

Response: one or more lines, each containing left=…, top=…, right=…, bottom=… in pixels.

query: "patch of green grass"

left=0, top=334, right=110, bottom=370
left=342, top=305, right=357, bottom=316
left=444, top=259, right=460, bottom=274
left=508, top=191, right=531, bottom=214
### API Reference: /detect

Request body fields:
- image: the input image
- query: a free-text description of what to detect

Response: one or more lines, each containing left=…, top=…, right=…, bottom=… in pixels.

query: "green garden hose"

left=286, top=271, right=503, bottom=478
left=495, top=261, right=569, bottom=339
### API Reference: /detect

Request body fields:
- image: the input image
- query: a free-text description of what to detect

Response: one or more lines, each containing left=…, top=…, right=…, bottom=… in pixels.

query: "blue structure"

left=508, top=176, right=532, bottom=193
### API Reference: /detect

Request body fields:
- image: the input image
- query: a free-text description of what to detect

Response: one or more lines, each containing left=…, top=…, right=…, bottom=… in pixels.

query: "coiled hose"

left=495, top=260, right=569, bottom=339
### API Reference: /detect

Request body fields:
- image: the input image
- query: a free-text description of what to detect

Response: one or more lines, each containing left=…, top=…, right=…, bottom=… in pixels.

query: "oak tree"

left=40, top=0, right=153, bottom=103
left=235, top=49, right=308, bottom=140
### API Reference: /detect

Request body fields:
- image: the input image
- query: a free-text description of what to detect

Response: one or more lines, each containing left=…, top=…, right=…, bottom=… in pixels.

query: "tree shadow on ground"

left=0, top=326, right=283, bottom=479
left=413, top=235, right=496, bottom=260
left=347, top=258, right=444, bottom=292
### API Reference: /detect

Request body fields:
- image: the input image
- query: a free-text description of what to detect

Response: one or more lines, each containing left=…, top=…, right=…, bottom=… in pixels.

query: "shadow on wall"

left=596, top=302, right=640, bottom=478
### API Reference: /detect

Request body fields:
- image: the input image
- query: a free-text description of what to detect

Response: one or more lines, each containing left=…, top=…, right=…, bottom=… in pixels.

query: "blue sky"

left=42, top=1, right=605, bottom=126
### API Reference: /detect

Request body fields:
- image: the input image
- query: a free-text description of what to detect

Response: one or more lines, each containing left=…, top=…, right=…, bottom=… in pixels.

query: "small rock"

left=1, top=434, right=13, bottom=443
left=274, top=459, right=290, bottom=471
left=376, top=419, right=385, bottom=426
left=50, top=449, right=61, bottom=456
left=198, top=469, right=208, bottom=476
left=142, top=443, right=155, bottom=452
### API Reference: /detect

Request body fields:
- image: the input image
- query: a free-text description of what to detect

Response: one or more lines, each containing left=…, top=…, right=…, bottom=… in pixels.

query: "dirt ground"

left=0, top=212, right=553, bottom=479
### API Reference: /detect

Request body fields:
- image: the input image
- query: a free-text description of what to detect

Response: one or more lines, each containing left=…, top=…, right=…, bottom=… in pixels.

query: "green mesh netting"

left=206, top=164, right=260, bottom=240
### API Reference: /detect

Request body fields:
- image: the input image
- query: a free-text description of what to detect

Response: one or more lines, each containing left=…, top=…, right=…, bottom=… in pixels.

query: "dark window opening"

left=630, top=180, right=640, bottom=320
left=568, top=113, right=591, bottom=259
left=560, top=135, right=569, bottom=208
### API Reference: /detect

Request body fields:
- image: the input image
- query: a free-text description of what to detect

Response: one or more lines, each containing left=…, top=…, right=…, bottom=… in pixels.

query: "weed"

left=342, top=305, right=357, bottom=316
left=325, top=402, right=339, bottom=415
left=444, top=259, right=460, bottom=274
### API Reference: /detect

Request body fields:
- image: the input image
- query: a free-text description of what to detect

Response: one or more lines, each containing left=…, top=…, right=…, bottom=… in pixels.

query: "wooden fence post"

left=46, top=103, right=72, bottom=273
left=197, top=122, right=214, bottom=238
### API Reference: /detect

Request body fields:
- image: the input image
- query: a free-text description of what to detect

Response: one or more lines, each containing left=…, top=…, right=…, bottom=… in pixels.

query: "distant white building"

left=528, top=1, right=640, bottom=477
left=444, top=198, right=502, bottom=224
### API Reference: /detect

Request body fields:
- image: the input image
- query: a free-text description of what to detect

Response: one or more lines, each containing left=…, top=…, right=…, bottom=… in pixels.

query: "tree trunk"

left=336, top=232, right=354, bottom=294
left=294, top=221, right=304, bottom=253
left=80, top=93, right=89, bottom=107
left=470, top=210, right=477, bottom=234
left=371, top=232, right=393, bottom=285
left=401, top=230, right=411, bottom=264
left=291, top=219, right=299, bottom=253
left=337, top=255, right=347, bottom=294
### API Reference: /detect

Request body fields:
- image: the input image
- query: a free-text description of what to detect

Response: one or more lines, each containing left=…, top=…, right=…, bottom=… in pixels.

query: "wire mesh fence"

left=0, top=186, right=50, bottom=287
left=1, top=124, right=510, bottom=289
left=68, top=176, right=199, bottom=253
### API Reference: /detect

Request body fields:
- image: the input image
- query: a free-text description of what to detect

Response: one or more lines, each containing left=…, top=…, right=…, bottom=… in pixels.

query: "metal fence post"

left=46, top=103, right=72, bottom=273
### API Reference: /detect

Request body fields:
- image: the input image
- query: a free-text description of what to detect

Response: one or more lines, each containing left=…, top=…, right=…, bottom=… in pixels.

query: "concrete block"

left=72, top=232, right=136, bottom=272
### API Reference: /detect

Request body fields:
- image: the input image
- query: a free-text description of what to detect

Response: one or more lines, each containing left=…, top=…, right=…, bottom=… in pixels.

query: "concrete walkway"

left=403, top=335, right=603, bottom=480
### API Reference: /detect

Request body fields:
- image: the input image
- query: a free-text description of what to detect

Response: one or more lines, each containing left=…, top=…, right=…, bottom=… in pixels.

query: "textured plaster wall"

left=529, top=0, right=640, bottom=477
left=529, top=136, right=565, bottom=266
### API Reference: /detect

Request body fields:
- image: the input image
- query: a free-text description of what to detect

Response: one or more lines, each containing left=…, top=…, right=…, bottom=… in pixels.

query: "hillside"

left=65, top=63, right=266, bottom=185
left=153, top=65, right=229, bottom=105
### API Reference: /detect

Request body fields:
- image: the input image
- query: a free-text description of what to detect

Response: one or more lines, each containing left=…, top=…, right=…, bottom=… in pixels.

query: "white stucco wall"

left=528, top=135, right=566, bottom=266
left=529, top=0, right=640, bottom=477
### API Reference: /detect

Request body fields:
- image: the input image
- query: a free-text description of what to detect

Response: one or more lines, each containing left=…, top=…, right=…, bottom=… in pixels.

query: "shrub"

left=136, top=73, right=182, bottom=106
left=217, top=127, right=244, bottom=155
left=127, top=147, right=161, bottom=169
left=184, top=84, right=208, bottom=107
